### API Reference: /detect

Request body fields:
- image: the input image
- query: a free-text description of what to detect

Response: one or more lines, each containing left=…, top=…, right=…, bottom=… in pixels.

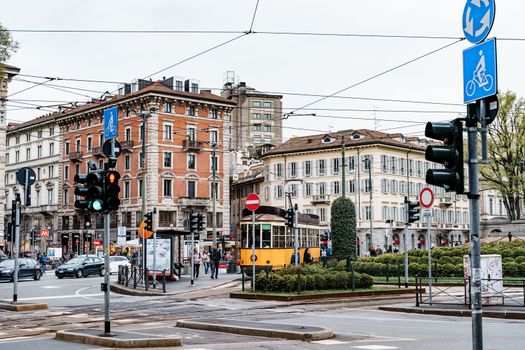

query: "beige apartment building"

left=258, top=129, right=471, bottom=255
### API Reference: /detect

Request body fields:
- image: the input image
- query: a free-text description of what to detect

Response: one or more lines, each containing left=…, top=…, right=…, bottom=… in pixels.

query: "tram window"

left=262, top=224, right=271, bottom=248
left=248, top=224, right=261, bottom=248
left=301, top=228, right=307, bottom=247
left=241, top=225, right=248, bottom=248
left=273, top=226, right=285, bottom=248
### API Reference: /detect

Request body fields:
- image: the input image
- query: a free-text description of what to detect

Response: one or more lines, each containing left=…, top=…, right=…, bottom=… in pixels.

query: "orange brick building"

left=55, top=79, right=235, bottom=254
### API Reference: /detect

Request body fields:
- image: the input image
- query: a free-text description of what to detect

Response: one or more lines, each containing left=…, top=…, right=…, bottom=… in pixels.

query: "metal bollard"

left=163, top=270, right=167, bottom=293
left=415, top=276, right=420, bottom=307
left=350, top=261, right=355, bottom=291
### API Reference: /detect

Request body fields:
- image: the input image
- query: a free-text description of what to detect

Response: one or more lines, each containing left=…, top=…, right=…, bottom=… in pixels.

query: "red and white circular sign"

left=245, top=193, right=260, bottom=212
left=94, top=239, right=102, bottom=247
left=419, top=187, right=435, bottom=208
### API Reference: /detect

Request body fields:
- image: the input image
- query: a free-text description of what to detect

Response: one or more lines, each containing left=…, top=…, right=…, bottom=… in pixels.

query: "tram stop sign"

left=245, top=193, right=260, bottom=212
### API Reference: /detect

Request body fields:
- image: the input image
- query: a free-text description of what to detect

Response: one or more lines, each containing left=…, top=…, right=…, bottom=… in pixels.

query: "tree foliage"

left=0, top=23, right=19, bottom=79
left=480, top=91, right=525, bottom=221
left=330, top=197, right=356, bottom=260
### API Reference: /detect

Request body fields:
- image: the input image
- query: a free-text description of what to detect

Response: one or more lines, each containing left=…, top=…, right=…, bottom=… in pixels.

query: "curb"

left=379, top=306, right=525, bottom=320
left=230, top=288, right=421, bottom=301
left=110, top=278, right=240, bottom=297
left=177, top=318, right=333, bottom=341
left=55, top=329, right=182, bottom=348
left=0, top=302, right=48, bottom=311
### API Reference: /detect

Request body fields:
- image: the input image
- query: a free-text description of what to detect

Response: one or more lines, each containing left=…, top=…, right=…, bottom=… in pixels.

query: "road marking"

left=312, top=339, right=348, bottom=345
left=0, top=293, right=103, bottom=301
left=353, top=346, right=399, bottom=350
left=41, top=285, right=60, bottom=289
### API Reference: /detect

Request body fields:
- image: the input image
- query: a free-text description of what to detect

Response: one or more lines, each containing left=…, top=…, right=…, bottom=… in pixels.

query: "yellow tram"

left=239, top=206, right=322, bottom=269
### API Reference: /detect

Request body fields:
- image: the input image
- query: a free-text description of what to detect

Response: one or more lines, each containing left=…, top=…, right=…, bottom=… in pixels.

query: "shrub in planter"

left=304, top=274, right=316, bottom=290
left=356, top=272, right=374, bottom=288
left=516, top=256, right=525, bottom=264
left=503, top=262, right=519, bottom=277
left=314, top=274, right=326, bottom=289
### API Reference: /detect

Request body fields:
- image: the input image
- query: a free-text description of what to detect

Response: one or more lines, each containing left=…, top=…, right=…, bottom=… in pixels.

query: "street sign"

left=16, top=167, right=36, bottom=186
left=39, top=229, right=49, bottom=238
left=463, top=38, right=497, bottom=104
left=462, top=0, right=495, bottom=44
left=117, top=226, right=126, bottom=246
left=245, top=193, right=260, bottom=212
left=420, top=187, right=435, bottom=208
left=102, top=139, right=121, bottom=158
left=103, top=107, right=118, bottom=140
left=422, top=208, right=433, bottom=217
left=94, top=239, right=102, bottom=247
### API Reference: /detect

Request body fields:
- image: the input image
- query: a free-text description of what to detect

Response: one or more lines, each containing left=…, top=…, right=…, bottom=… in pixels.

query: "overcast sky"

left=2, top=0, right=523, bottom=140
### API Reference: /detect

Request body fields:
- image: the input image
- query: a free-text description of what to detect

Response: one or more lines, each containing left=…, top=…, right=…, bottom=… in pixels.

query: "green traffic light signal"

left=144, top=212, right=153, bottom=231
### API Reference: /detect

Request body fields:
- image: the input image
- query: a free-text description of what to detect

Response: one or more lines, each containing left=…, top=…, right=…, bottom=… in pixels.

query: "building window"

left=163, top=123, right=172, bottom=140
left=289, top=162, right=297, bottom=178
left=125, top=155, right=130, bottom=170
left=164, top=152, right=172, bottom=167
left=187, top=181, right=196, bottom=198
left=65, top=142, right=70, bottom=155
left=36, top=167, right=40, bottom=180
left=37, top=145, right=42, bottom=158
left=75, top=163, right=80, bottom=175
left=252, top=101, right=261, bottom=107
left=188, top=154, right=196, bottom=170
left=188, top=105, right=195, bottom=116
left=191, top=83, right=198, bottom=93
left=381, top=179, right=388, bottom=193
left=36, top=190, right=40, bottom=206
left=38, top=130, right=42, bottom=138
left=305, top=161, right=312, bottom=177
left=124, top=181, right=130, bottom=199
left=26, top=148, right=31, bottom=161
left=15, top=150, right=19, bottom=162
left=164, top=102, right=172, bottom=113
left=76, top=139, right=81, bottom=151
left=264, top=113, right=272, bottom=120
left=305, top=183, right=312, bottom=196
left=275, top=163, right=283, bottom=178
left=139, top=123, right=145, bottom=141
left=175, top=80, right=183, bottom=91
left=64, top=165, right=69, bottom=180
left=49, top=127, right=54, bottom=136
left=5, top=152, right=8, bottom=164
left=333, top=158, right=340, bottom=175
left=364, top=179, right=372, bottom=192
left=49, top=142, right=54, bottom=155
left=26, top=133, right=31, bottom=142
left=87, top=136, right=92, bottom=151
left=254, top=124, right=261, bottom=131
left=391, top=156, right=397, bottom=173
left=63, top=189, right=69, bottom=205
left=48, top=165, right=54, bottom=178
left=138, top=179, right=143, bottom=197
left=391, top=180, right=398, bottom=194
left=319, top=208, right=327, bottom=222
left=210, top=155, right=218, bottom=172
left=381, top=155, right=388, bottom=172
left=253, top=113, right=261, bottom=119
left=318, top=159, right=326, bottom=176
left=399, top=158, right=406, bottom=175
left=47, top=188, right=53, bottom=205
left=210, top=129, right=218, bottom=146
left=264, top=125, right=272, bottom=132
left=332, top=181, right=340, bottom=194
left=364, top=206, right=372, bottom=221
left=187, top=126, right=196, bottom=141
left=99, top=134, right=103, bottom=146
left=211, top=109, right=218, bottom=119
left=319, top=182, right=326, bottom=195
left=363, top=155, right=372, bottom=172
left=349, top=180, right=356, bottom=193
left=125, top=127, right=131, bottom=141
left=210, top=182, right=219, bottom=200
left=289, top=184, right=298, bottom=197
left=275, top=185, right=284, bottom=198
left=264, top=186, right=270, bottom=200
left=15, top=136, right=19, bottom=144
left=163, top=179, right=172, bottom=197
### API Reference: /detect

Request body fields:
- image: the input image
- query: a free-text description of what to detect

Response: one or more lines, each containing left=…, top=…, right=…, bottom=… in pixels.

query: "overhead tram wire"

left=288, top=38, right=464, bottom=115
left=248, top=0, right=261, bottom=33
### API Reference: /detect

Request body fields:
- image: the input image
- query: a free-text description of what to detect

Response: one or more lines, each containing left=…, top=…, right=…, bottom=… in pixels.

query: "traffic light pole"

left=141, top=112, right=148, bottom=285
left=252, top=209, right=256, bottom=291
left=294, top=204, right=299, bottom=267
left=12, top=195, right=20, bottom=303
left=212, top=143, right=217, bottom=245
left=190, top=210, right=195, bottom=287
left=152, top=207, right=157, bottom=288
left=103, top=211, right=111, bottom=335
left=468, top=101, right=483, bottom=350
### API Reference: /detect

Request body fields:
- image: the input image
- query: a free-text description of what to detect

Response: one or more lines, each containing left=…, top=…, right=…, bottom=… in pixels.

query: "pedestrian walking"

left=193, top=248, right=201, bottom=279
left=210, top=244, right=221, bottom=279
left=41, top=253, right=47, bottom=273
left=202, top=250, right=210, bottom=275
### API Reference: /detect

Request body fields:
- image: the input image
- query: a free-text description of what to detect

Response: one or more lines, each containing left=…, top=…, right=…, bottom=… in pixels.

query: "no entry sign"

left=420, top=187, right=435, bottom=208
left=245, top=193, right=260, bottom=212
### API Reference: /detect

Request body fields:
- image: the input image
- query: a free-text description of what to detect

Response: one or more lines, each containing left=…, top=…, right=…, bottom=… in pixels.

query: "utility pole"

left=366, top=156, right=373, bottom=251
left=212, top=142, right=217, bottom=245
left=12, top=194, right=20, bottom=303
left=341, top=135, right=346, bottom=198
left=141, top=112, right=148, bottom=278
left=403, top=197, right=409, bottom=288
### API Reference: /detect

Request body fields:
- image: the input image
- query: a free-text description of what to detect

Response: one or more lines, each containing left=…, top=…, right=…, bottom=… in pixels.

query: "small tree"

left=0, top=23, right=19, bottom=79
left=331, top=197, right=357, bottom=261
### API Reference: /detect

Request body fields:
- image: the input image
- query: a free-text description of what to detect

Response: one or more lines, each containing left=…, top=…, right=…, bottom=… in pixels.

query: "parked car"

left=0, top=258, right=42, bottom=281
left=109, top=256, right=131, bottom=274
left=55, top=256, right=104, bottom=279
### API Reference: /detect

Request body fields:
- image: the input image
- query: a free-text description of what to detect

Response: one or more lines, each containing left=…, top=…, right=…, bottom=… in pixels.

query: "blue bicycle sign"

left=463, top=38, right=497, bottom=104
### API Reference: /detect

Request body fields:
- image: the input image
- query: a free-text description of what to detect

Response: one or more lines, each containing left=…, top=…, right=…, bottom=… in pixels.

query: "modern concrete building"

left=221, top=72, right=283, bottom=150
left=0, top=63, right=20, bottom=248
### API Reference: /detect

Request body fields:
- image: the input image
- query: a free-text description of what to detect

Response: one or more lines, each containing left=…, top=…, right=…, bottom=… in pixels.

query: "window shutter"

left=302, top=161, right=306, bottom=177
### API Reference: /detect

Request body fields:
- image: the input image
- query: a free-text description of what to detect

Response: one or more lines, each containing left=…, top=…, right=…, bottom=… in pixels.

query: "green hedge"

left=254, top=264, right=373, bottom=292
left=352, top=240, right=525, bottom=278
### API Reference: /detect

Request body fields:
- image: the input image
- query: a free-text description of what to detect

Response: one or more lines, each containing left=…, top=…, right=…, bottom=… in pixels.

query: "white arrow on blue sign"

left=104, top=107, right=118, bottom=140
left=463, top=38, right=497, bottom=104
left=462, top=0, right=495, bottom=44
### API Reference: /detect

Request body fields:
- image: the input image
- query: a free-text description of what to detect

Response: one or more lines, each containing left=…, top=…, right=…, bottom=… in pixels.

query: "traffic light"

left=197, top=213, right=204, bottom=231
left=144, top=212, right=153, bottom=232
left=74, top=170, right=105, bottom=213
left=5, top=223, right=11, bottom=242
left=190, top=212, right=199, bottom=232
left=104, top=170, right=121, bottom=211
left=284, top=208, right=294, bottom=228
left=406, top=199, right=420, bottom=223
left=425, top=119, right=464, bottom=194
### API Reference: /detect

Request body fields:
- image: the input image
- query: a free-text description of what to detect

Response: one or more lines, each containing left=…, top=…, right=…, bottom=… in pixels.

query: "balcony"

left=121, top=140, right=134, bottom=152
left=68, top=151, right=83, bottom=162
left=311, top=195, right=331, bottom=205
left=183, top=140, right=203, bottom=152
left=178, top=197, right=210, bottom=207
left=92, top=147, right=104, bottom=158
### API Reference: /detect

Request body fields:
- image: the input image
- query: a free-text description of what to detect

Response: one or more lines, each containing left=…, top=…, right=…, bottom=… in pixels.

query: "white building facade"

left=260, top=129, right=470, bottom=255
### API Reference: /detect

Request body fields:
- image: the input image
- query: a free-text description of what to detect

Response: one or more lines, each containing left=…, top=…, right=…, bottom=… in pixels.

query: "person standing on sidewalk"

left=210, top=244, right=221, bottom=279
left=193, top=248, right=201, bottom=279
left=202, top=250, right=210, bottom=275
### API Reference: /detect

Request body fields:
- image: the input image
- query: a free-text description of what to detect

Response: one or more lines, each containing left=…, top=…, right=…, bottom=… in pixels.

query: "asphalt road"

left=0, top=275, right=523, bottom=350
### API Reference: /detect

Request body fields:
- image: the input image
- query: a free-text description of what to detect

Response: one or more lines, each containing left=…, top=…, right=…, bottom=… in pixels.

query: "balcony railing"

left=183, top=140, right=203, bottom=152
left=178, top=197, right=210, bottom=207
left=121, top=140, right=134, bottom=151
left=92, top=147, right=104, bottom=157
left=311, top=194, right=331, bottom=205
left=68, top=151, right=83, bottom=162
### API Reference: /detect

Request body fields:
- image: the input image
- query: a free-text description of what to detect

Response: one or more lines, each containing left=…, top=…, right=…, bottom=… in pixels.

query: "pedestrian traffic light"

left=284, top=208, right=294, bottom=228
left=104, top=170, right=121, bottom=211
left=406, top=199, right=420, bottom=223
left=74, top=170, right=105, bottom=213
left=144, top=212, right=153, bottom=232
left=197, top=213, right=204, bottom=231
left=424, top=119, right=464, bottom=194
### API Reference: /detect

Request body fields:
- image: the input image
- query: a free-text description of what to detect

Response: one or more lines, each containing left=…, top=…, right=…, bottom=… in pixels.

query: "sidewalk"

left=111, top=268, right=241, bottom=296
